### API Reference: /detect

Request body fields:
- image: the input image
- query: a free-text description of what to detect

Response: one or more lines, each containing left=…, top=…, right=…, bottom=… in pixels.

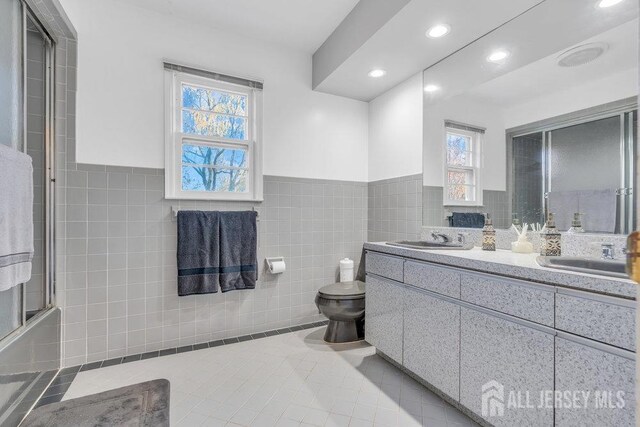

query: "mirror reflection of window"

left=444, top=122, right=484, bottom=206
left=422, top=0, right=637, bottom=234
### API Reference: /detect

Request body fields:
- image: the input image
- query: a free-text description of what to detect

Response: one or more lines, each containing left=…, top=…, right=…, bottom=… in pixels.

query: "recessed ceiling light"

left=426, top=24, right=450, bottom=38
left=368, top=69, right=386, bottom=78
left=598, top=0, right=624, bottom=7
left=487, top=50, right=510, bottom=63
left=424, top=84, right=440, bottom=92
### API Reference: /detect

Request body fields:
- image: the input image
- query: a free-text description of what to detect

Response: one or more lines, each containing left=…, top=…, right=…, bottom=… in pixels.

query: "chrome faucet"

left=601, top=243, right=615, bottom=260
left=431, top=231, right=451, bottom=243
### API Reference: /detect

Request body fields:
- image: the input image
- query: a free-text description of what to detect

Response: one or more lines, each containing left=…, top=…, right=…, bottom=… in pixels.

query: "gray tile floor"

left=63, top=326, right=478, bottom=426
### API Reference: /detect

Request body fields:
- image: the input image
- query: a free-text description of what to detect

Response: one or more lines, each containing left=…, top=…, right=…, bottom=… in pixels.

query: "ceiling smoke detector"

left=557, top=43, right=608, bottom=67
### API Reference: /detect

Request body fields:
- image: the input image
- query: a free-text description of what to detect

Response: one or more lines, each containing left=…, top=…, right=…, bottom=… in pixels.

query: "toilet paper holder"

left=265, top=257, right=285, bottom=274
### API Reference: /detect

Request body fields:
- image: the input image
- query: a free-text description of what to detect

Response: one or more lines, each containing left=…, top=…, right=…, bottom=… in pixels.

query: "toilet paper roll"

left=269, top=260, right=286, bottom=274
left=340, top=258, right=354, bottom=282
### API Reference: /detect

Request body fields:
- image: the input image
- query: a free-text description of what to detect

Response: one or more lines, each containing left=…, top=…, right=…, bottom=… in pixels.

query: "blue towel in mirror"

left=450, top=212, right=485, bottom=228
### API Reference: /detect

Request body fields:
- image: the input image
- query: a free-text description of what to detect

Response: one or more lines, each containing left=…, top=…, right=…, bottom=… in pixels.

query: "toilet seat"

left=317, top=281, right=365, bottom=300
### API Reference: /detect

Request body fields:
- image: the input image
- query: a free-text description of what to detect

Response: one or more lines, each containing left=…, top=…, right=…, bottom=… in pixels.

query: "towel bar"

left=170, top=206, right=260, bottom=222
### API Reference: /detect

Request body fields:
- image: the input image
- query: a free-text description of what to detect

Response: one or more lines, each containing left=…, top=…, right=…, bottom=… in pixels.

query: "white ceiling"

left=469, top=19, right=639, bottom=108
left=118, top=0, right=359, bottom=53
left=422, top=0, right=638, bottom=106
left=313, top=0, right=544, bottom=101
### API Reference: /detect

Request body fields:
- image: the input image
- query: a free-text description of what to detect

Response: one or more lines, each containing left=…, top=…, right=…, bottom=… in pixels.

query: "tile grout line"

left=34, top=321, right=329, bottom=408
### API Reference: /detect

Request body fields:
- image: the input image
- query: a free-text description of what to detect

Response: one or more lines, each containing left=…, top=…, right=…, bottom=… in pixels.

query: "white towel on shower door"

left=0, top=144, right=34, bottom=291
left=547, top=191, right=579, bottom=231
left=579, top=189, right=618, bottom=234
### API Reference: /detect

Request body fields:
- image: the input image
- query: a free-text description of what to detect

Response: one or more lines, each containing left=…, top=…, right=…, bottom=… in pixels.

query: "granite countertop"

left=364, top=242, right=637, bottom=299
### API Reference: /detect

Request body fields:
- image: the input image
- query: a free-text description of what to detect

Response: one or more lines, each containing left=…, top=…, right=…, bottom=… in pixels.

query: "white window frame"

left=164, top=70, right=263, bottom=201
left=443, top=126, right=483, bottom=206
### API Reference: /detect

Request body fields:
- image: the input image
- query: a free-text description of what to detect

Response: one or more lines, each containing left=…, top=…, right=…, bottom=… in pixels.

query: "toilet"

left=315, top=281, right=365, bottom=343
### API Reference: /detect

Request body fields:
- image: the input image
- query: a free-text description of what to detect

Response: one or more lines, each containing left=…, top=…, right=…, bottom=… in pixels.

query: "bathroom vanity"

left=364, top=242, right=636, bottom=427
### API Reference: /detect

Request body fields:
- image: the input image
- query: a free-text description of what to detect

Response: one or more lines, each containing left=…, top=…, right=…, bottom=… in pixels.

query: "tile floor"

left=63, top=326, right=477, bottom=427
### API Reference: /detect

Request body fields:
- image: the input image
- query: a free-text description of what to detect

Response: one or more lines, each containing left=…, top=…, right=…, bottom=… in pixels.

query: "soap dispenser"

left=482, top=213, right=496, bottom=251
left=511, top=214, right=522, bottom=233
left=567, top=213, right=584, bottom=233
left=540, top=212, right=562, bottom=256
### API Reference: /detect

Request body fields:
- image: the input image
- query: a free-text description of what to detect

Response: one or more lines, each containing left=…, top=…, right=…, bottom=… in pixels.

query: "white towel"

left=0, top=144, right=34, bottom=291
left=579, top=189, right=617, bottom=234
left=547, top=191, right=579, bottom=231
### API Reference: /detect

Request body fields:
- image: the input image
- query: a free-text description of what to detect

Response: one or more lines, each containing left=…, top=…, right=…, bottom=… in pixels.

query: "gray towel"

left=177, top=210, right=257, bottom=296
left=0, top=144, right=34, bottom=291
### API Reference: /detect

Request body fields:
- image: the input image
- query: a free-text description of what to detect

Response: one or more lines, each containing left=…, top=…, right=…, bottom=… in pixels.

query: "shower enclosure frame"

left=23, top=2, right=56, bottom=325
left=506, top=97, right=637, bottom=234
left=0, top=1, right=56, bottom=347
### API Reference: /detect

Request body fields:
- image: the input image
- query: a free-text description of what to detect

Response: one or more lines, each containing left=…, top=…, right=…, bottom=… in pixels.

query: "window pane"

left=447, top=169, right=475, bottom=186
left=182, top=144, right=247, bottom=168
left=182, top=84, right=247, bottom=116
left=182, top=110, right=247, bottom=140
left=446, top=133, right=472, bottom=166
left=448, top=185, right=476, bottom=202
left=182, top=166, right=248, bottom=192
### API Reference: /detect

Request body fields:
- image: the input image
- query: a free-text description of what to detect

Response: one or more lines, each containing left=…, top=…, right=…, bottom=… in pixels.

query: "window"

left=444, top=121, right=483, bottom=206
left=165, top=64, right=263, bottom=200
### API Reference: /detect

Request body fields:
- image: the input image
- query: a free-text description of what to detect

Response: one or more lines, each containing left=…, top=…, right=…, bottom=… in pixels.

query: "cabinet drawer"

left=404, top=261, right=461, bottom=298
left=556, top=290, right=636, bottom=351
left=461, top=272, right=555, bottom=326
left=365, top=252, right=404, bottom=282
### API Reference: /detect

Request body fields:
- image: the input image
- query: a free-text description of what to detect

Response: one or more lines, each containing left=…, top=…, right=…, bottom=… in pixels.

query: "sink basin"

left=387, top=240, right=471, bottom=250
left=536, top=256, right=627, bottom=279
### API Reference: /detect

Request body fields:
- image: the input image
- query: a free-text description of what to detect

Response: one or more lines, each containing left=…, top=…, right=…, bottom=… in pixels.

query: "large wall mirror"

left=422, top=0, right=638, bottom=235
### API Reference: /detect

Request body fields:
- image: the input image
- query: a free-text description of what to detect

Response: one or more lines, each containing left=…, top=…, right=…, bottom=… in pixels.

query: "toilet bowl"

left=314, top=281, right=365, bottom=343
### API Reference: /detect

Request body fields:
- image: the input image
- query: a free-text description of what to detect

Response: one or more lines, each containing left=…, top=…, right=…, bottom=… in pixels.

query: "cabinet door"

left=404, top=287, right=460, bottom=399
left=460, top=307, right=554, bottom=426
left=365, top=274, right=404, bottom=364
left=555, top=336, right=635, bottom=426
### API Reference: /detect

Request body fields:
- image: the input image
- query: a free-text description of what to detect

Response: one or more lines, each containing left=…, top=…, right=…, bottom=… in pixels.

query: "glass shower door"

left=24, top=15, right=53, bottom=320
left=547, top=113, right=635, bottom=234
left=511, top=132, right=544, bottom=227
left=0, top=0, right=25, bottom=341
left=0, top=1, right=54, bottom=340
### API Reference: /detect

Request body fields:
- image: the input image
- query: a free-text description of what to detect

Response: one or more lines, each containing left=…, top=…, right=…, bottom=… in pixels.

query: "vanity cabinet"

left=555, top=336, right=635, bottom=427
left=364, top=249, right=636, bottom=427
left=364, top=274, right=404, bottom=364
left=403, top=286, right=460, bottom=399
left=459, top=306, right=555, bottom=427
